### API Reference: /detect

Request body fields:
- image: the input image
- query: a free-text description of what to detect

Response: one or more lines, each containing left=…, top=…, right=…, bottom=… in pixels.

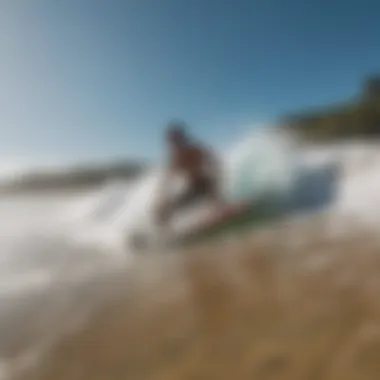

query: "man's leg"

left=155, top=186, right=195, bottom=225
left=203, top=176, right=224, bottom=207
left=155, top=176, right=222, bottom=225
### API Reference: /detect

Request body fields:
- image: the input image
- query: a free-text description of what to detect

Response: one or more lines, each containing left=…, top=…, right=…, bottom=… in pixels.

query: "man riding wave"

left=155, top=121, right=223, bottom=224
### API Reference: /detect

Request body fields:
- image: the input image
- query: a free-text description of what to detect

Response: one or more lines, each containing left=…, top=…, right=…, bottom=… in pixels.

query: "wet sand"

left=7, top=213, right=380, bottom=380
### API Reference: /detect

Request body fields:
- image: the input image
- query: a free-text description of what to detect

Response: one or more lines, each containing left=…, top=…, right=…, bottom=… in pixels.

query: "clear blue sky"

left=1, top=0, right=380, bottom=166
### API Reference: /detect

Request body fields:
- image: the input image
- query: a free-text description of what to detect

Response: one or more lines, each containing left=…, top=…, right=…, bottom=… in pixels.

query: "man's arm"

left=155, top=152, right=179, bottom=216
left=201, top=146, right=224, bottom=204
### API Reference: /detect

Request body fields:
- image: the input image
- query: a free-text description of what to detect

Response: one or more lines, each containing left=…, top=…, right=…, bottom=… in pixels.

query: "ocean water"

left=1, top=135, right=376, bottom=301
left=1, top=132, right=380, bottom=377
left=0, top=127, right=299, bottom=296
left=0, top=128, right=304, bottom=377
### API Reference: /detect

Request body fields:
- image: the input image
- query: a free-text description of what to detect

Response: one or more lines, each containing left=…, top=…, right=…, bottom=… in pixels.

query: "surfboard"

left=127, top=193, right=278, bottom=253
left=171, top=193, right=279, bottom=248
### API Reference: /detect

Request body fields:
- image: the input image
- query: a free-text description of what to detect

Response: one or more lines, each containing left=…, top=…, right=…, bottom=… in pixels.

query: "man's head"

left=166, top=121, right=188, bottom=149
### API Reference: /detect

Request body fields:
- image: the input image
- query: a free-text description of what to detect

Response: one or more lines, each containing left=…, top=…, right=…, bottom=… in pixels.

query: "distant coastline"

left=0, top=159, right=149, bottom=195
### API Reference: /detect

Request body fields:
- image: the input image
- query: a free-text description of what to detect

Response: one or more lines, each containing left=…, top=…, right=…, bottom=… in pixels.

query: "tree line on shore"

left=282, top=76, right=380, bottom=142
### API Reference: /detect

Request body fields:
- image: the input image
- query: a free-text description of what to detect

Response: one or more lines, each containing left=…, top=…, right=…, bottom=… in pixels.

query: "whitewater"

left=0, top=131, right=378, bottom=277
left=62, top=128, right=298, bottom=251
left=1, top=130, right=378, bottom=265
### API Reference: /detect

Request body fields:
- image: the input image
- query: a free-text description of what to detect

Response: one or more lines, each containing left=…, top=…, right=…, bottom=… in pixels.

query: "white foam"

left=302, top=141, right=380, bottom=227
left=5, top=133, right=380, bottom=254
left=0, top=270, right=54, bottom=296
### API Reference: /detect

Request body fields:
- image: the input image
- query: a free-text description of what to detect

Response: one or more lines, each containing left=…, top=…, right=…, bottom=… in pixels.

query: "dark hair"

left=166, top=120, right=187, bottom=138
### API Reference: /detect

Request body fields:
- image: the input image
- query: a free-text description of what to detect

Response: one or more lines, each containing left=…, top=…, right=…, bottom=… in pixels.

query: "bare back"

left=170, top=144, right=208, bottom=182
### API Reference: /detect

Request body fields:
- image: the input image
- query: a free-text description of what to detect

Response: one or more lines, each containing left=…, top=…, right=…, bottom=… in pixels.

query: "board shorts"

left=171, top=176, right=214, bottom=210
